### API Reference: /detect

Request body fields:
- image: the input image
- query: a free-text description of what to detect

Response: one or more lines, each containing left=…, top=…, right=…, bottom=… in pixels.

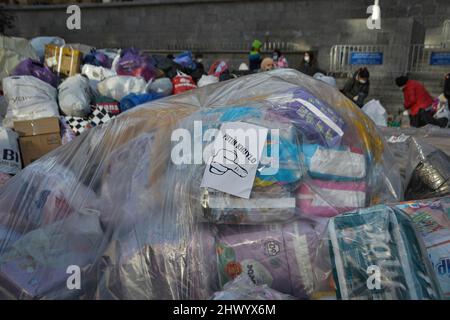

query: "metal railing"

left=408, top=44, right=450, bottom=73
left=102, top=40, right=303, bottom=54
left=330, top=43, right=450, bottom=75
left=443, top=20, right=450, bottom=44
left=329, top=44, right=409, bottom=75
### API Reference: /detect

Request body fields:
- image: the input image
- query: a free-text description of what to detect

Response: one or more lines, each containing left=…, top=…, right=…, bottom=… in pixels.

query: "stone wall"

left=3, top=0, right=450, bottom=70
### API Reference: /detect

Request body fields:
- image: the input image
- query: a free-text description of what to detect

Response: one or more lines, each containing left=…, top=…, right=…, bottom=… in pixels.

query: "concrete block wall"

left=3, top=0, right=450, bottom=71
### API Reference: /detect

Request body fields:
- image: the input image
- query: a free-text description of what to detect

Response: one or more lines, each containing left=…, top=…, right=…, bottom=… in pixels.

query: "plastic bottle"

left=401, top=110, right=410, bottom=128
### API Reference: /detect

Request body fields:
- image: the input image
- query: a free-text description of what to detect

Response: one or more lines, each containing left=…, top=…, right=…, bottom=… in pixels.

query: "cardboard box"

left=44, top=44, right=82, bottom=78
left=13, top=117, right=61, bottom=166
left=14, top=117, right=60, bottom=137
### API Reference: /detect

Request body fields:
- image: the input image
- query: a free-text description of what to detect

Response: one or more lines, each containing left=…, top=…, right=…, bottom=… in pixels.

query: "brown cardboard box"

left=13, top=117, right=61, bottom=166
left=13, top=117, right=60, bottom=137
left=44, top=44, right=82, bottom=78
left=18, top=134, right=62, bottom=166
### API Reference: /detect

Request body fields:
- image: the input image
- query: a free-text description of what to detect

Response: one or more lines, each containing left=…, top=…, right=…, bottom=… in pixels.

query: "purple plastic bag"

left=11, top=58, right=58, bottom=88
left=116, top=49, right=157, bottom=82
left=83, top=51, right=112, bottom=69
left=269, top=88, right=346, bottom=147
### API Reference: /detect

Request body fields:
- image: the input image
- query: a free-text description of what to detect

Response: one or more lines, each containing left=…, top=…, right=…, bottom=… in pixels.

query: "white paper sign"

left=201, top=121, right=268, bottom=199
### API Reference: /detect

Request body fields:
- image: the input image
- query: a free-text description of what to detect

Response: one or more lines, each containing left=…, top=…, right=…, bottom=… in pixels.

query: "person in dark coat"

left=298, top=51, right=320, bottom=76
left=341, top=68, right=370, bottom=108
left=395, top=75, right=444, bottom=128
left=444, top=73, right=450, bottom=102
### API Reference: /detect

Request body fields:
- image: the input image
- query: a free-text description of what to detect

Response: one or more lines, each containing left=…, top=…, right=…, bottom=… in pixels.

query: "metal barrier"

left=329, top=44, right=409, bottom=75
left=408, top=44, right=450, bottom=73
left=444, top=20, right=450, bottom=44
left=330, top=44, right=450, bottom=75
left=137, top=40, right=302, bottom=54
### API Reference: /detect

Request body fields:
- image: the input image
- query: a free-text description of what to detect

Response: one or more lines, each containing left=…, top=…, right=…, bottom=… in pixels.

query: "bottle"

left=401, top=110, right=410, bottom=128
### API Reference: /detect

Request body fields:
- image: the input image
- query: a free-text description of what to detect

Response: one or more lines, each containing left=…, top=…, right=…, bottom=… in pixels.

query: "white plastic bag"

left=82, top=64, right=116, bottom=82
left=2, top=75, right=59, bottom=126
left=361, top=99, right=387, bottom=127
left=97, top=75, right=147, bottom=101
left=30, top=36, right=65, bottom=60
left=313, top=72, right=337, bottom=88
left=197, top=75, right=219, bottom=88
left=434, top=94, right=449, bottom=120
left=0, top=127, right=21, bottom=175
left=147, top=77, right=173, bottom=96
left=58, top=74, right=93, bottom=117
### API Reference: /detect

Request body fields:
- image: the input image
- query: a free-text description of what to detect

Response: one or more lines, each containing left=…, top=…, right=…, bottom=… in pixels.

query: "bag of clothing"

left=83, top=50, right=112, bottom=69
left=30, top=36, right=65, bottom=61
left=0, top=173, right=12, bottom=188
left=198, top=75, right=219, bottom=88
left=173, top=51, right=196, bottom=70
left=405, top=149, right=450, bottom=200
left=97, top=75, right=147, bottom=101
left=65, top=105, right=112, bottom=136
left=58, top=74, right=92, bottom=117
left=92, top=95, right=120, bottom=116
left=172, top=71, right=196, bottom=95
left=152, top=55, right=178, bottom=79
left=0, top=36, right=39, bottom=84
left=11, top=59, right=58, bottom=88
left=116, top=49, right=156, bottom=82
left=0, top=127, right=21, bottom=175
left=81, top=64, right=116, bottom=82
left=147, top=77, right=173, bottom=97
left=361, top=99, right=387, bottom=127
left=119, top=92, right=162, bottom=112
left=208, top=61, right=229, bottom=78
left=2, top=75, right=59, bottom=126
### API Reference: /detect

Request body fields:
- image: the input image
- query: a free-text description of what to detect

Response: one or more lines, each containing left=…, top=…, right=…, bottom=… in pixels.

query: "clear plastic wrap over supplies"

left=0, top=69, right=403, bottom=299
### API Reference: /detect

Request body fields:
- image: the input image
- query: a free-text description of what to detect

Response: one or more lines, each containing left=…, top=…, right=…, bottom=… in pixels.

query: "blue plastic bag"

left=119, top=92, right=163, bottom=112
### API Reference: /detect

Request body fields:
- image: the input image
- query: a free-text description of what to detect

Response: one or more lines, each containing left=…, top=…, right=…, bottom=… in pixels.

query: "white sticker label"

left=387, top=134, right=410, bottom=143
left=201, top=121, right=268, bottom=199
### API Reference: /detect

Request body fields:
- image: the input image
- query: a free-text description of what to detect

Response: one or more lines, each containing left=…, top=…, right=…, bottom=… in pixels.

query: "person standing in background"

left=298, top=51, right=320, bottom=76
left=249, top=40, right=263, bottom=72
left=272, top=49, right=288, bottom=68
left=341, top=67, right=370, bottom=108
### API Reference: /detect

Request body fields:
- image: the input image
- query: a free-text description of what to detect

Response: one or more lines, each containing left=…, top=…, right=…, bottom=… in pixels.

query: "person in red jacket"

left=395, top=76, right=438, bottom=127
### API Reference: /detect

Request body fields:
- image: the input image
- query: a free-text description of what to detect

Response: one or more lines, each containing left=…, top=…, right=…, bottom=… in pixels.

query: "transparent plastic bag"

left=0, top=69, right=402, bottom=299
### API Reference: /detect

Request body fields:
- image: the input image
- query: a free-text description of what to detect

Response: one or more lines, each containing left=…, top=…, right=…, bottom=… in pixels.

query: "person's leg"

left=420, top=108, right=445, bottom=127
left=409, top=114, right=420, bottom=127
